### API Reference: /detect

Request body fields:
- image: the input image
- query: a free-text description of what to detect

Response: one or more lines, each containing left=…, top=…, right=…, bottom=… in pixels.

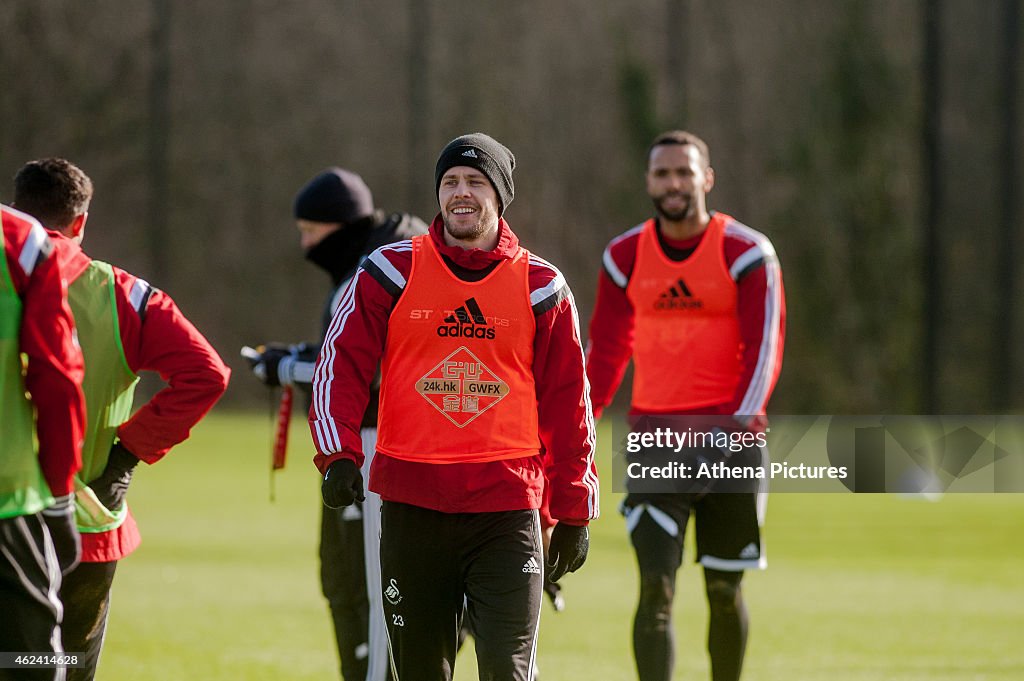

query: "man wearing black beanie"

left=245, top=167, right=427, bottom=681
left=311, top=133, right=600, bottom=681
left=433, top=133, right=515, bottom=216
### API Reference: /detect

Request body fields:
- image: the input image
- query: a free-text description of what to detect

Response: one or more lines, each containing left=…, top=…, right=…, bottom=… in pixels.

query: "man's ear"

left=703, top=167, right=715, bottom=194
left=70, top=212, right=89, bottom=239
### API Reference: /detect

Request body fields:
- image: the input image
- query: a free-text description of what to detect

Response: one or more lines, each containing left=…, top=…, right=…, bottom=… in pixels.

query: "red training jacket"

left=2, top=205, right=85, bottom=498
left=587, top=213, right=785, bottom=427
left=52, top=234, right=231, bottom=561
left=310, top=217, right=599, bottom=524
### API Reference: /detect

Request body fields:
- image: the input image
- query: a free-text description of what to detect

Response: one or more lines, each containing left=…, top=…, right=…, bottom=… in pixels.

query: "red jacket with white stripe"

left=2, top=205, right=85, bottom=498
left=310, top=217, right=599, bottom=524
left=53, top=235, right=231, bottom=561
left=586, top=212, right=785, bottom=427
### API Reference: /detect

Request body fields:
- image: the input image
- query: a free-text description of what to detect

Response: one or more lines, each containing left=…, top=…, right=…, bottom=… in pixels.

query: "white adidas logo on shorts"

left=522, top=556, right=541, bottom=574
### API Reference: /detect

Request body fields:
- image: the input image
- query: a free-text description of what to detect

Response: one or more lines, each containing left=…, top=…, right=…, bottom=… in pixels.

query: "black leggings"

left=630, top=507, right=749, bottom=681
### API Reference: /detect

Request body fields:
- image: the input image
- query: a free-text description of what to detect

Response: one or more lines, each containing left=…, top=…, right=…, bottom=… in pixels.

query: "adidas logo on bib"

left=654, top=277, right=704, bottom=310
left=437, top=297, right=496, bottom=340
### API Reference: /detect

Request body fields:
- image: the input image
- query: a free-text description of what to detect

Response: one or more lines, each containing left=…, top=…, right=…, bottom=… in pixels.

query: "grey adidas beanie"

left=434, top=133, right=515, bottom=215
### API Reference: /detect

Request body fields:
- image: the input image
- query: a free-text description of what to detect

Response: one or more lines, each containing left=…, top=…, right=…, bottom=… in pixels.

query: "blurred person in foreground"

left=0, top=204, right=85, bottom=681
left=585, top=130, right=785, bottom=681
left=244, top=167, right=426, bottom=681
left=13, top=158, right=230, bottom=681
left=310, top=133, right=599, bottom=680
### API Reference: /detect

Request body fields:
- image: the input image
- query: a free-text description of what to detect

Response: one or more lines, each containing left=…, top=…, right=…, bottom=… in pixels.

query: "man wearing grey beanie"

left=311, top=133, right=600, bottom=680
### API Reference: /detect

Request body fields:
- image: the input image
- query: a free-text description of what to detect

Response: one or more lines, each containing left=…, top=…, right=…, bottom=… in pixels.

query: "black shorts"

left=622, top=469, right=767, bottom=573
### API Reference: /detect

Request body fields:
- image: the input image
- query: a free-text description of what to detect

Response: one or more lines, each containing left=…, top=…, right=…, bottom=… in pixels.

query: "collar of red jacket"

left=48, top=229, right=92, bottom=282
left=429, top=214, right=520, bottom=270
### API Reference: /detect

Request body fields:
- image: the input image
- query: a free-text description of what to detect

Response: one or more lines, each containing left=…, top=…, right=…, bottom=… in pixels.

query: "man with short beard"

left=586, top=130, right=786, bottom=681
left=310, top=133, right=599, bottom=681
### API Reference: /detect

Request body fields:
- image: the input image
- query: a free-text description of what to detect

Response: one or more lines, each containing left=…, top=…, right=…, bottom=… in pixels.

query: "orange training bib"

left=626, top=214, right=742, bottom=411
left=376, top=235, right=541, bottom=463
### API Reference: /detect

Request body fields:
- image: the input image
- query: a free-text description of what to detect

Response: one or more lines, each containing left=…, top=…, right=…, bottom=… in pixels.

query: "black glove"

left=244, top=343, right=319, bottom=388
left=40, top=494, right=81, bottom=576
left=88, top=442, right=140, bottom=511
left=245, top=343, right=291, bottom=387
left=546, top=523, right=589, bottom=582
left=291, top=342, right=319, bottom=364
left=322, top=459, right=365, bottom=509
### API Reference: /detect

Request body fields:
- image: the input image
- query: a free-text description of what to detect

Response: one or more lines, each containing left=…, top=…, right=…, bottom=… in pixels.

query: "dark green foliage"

left=773, top=2, right=919, bottom=413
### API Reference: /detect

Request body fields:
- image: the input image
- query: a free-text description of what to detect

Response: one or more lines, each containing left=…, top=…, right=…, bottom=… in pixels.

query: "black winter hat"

left=293, top=168, right=374, bottom=224
left=434, top=133, right=515, bottom=214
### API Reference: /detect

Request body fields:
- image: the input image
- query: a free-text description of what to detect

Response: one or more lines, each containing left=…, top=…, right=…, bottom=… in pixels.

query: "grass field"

left=98, top=410, right=1024, bottom=680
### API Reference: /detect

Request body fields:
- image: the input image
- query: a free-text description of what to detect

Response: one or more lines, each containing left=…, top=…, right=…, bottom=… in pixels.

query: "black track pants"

left=60, top=560, right=117, bottom=681
left=321, top=503, right=371, bottom=681
left=379, top=502, right=543, bottom=681
left=0, top=513, right=65, bottom=681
